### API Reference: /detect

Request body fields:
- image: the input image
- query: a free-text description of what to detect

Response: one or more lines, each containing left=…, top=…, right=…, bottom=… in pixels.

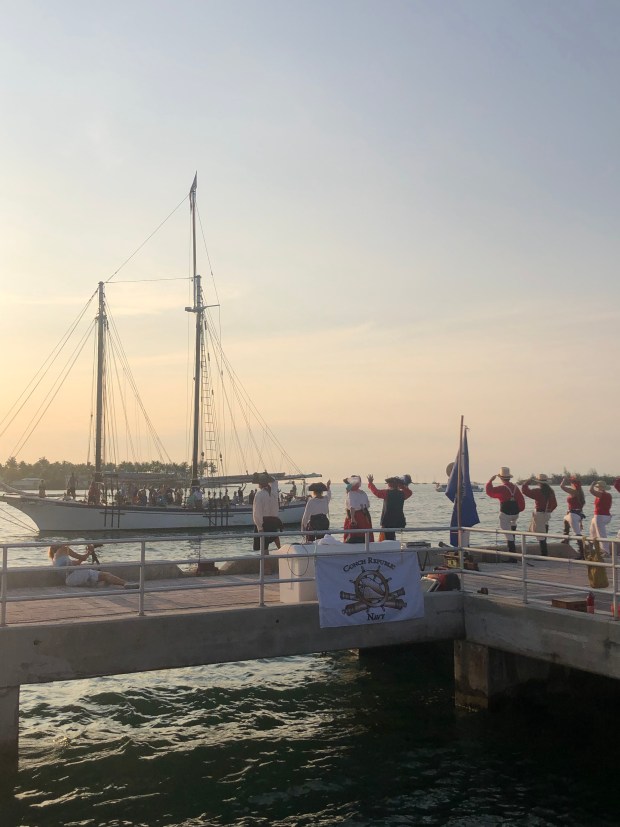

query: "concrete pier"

left=3, top=550, right=620, bottom=774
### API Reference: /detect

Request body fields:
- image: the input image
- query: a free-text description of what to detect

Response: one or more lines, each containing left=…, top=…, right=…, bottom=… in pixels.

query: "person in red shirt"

left=559, top=474, right=586, bottom=558
left=367, top=474, right=412, bottom=541
left=485, top=466, right=525, bottom=555
left=589, top=480, right=613, bottom=556
left=522, top=473, right=557, bottom=557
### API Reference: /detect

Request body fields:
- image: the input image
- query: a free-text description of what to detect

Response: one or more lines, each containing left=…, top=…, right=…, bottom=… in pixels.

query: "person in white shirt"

left=301, top=480, right=331, bottom=541
left=252, top=473, right=283, bottom=552
left=343, top=475, right=374, bottom=543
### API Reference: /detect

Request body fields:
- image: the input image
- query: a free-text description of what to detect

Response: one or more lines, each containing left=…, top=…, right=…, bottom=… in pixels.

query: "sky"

left=1, top=0, right=619, bottom=483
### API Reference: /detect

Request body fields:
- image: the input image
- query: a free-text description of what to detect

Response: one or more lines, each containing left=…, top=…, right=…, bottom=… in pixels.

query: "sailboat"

left=0, top=177, right=320, bottom=533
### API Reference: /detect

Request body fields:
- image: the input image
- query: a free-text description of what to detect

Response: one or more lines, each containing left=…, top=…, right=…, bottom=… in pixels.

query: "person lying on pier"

left=343, top=475, right=374, bottom=543
left=367, top=474, right=412, bottom=541
left=301, top=480, right=331, bottom=542
left=522, top=474, right=557, bottom=556
left=485, top=467, right=525, bottom=556
left=48, top=544, right=137, bottom=588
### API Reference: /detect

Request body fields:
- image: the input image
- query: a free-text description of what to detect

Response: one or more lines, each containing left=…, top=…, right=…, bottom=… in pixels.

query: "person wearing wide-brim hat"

left=367, top=474, right=412, bottom=541
left=301, top=480, right=331, bottom=542
left=522, top=474, right=557, bottom=556
left=588, top=480, right=613, bottom=556
left=559, top=473, right=586, bottom=557
left=485, top=467, right=525, bottom=555
left=252, top=473, right=283, bottom=553
left=343, top=475, right=374, bottom=543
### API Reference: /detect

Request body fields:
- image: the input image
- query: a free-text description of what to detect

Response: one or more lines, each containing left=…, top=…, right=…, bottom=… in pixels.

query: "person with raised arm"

left=343, top=475, right=374, bottom=544
left=485, top=466, right=525, bottom=556
left=367, top=474, right=412, bottom=541
left=589, top=480, right=613, bottom=557
left=560, top=474, right=586, bottom=558
left=522, top=474, right=557, bottom=556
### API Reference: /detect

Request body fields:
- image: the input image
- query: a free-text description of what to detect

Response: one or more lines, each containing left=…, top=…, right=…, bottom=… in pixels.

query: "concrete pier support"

left=0, top=685, right=19, bottom=776
left=454, top=641, right=551, bottom=710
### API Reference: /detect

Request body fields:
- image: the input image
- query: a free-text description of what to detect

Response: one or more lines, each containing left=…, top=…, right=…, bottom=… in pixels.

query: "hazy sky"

left=1, top=1, right=619, bottom=482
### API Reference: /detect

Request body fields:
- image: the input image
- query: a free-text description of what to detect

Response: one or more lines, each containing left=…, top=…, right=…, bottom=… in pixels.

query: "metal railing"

left=2, top=523, right=618, bottom=626
left=0, top=525, right=446, bottom=626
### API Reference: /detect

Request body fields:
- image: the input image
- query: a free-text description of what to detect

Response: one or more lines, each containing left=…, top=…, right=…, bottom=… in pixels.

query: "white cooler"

left=278, top=543, right=317, bottom=603
left=277, top=539, right=402, bottom=603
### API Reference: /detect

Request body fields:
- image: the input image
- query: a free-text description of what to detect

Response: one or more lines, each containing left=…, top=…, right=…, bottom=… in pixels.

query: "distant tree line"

left=518, top=469, right=619, bottom=486
left=0, top=457, right=193, bottom=490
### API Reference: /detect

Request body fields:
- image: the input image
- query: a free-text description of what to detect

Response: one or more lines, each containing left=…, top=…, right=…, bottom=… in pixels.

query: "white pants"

left=564, top=512, right=583, bottom=536
left=499, top=512, right=518, bottom=543
left=529, top=511, right=550, bottom=534
left=590, top=514, right=612, bottom=555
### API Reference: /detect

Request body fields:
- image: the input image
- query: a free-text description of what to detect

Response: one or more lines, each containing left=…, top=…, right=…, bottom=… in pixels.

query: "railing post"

left=364, top=528, right=370, bottom=551
left=521, top=532, right=528, bottom=604
left=138, top=540, right=146, bottom=617
left=1, top=545, right=7, bottom=627
left=612, top=538, right=618, bottom=620
left=259, top=534, right=265, bottom=607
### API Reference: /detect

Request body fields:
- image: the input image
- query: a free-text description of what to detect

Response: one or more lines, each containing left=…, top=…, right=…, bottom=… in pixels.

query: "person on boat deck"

left=301, top=481, right=331, bottom=542
left=87, top=479, right=101, bottom=505
left=48, top=544, right=135, bottom=589
left=589, top=480, right=613, bottom=557
left=485, top=467, right=525, bottom=555
left=559, top=474, right=586, bottom=558
left=367, top=474, right=412, bottom=541
left=343, top=475, right=374, bottom=543
left=38, top=479, right=46, bottom=498
left=237, top=487, right=244, bottom=504
left=248, top=489, right=256, bottom=505
left=67, top=472, right=77, bottom=499
left=252, top=473, right=283, bottom=552
left=522, top=474, right=557, bottom=557
left=174, top=487, right=183, bottom=506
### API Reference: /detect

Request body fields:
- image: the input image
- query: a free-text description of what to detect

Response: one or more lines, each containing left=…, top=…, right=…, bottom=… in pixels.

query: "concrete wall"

left=0, top=592, right=464, bottom=687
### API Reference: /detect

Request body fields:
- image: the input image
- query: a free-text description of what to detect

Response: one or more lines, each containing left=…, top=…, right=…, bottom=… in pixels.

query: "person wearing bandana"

left=343, top=475, right=374, bottom=543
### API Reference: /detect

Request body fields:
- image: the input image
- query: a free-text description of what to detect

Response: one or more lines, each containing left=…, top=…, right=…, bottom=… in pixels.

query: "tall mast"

left=188, top=174, right=202, bottom=487
left=94, top=281, right=106, bottom=480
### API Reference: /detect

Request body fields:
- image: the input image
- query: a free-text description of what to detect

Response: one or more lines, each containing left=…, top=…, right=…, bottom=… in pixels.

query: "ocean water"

left=1, top=484, right=618, bottom=826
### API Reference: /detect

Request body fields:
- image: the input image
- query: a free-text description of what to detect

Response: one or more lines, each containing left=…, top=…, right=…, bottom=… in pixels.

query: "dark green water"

left=2, top=645, right=618, bottom=827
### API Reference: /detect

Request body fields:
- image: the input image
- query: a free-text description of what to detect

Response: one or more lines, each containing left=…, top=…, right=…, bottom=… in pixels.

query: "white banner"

left=315, top=549, right=424, bottom=628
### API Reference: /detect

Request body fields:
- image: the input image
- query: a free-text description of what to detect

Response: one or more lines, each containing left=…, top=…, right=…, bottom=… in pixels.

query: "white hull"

left=0, top=495, right=306, bottom=533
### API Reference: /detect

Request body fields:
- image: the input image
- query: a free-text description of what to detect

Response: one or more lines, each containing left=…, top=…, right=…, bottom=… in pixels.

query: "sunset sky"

left=1, top=1, right=619, bottom=483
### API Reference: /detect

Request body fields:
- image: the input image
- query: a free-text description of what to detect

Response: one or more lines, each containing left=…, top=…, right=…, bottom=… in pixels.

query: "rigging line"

left=106, top=192, right=189, bottom=283
left=107, top=337, right=138, bottom=463
left=203, top=313, right=301, bottom=472
left=109, top=277, right=190, bottom=283
left=0, top=291, right=97, bottom=438
left=11, top=322, right=95, bottom=458
left=105, top=310, right=173, bottom=464
left=204, top=324, right=267, bottom=472
left=0, top=507, right=35, bottom=533
left=196, top=205, right=221, bottom=306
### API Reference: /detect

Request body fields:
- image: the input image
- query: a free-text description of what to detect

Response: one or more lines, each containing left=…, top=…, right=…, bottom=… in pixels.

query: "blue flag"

left=445, top=430, right=480, bottom=547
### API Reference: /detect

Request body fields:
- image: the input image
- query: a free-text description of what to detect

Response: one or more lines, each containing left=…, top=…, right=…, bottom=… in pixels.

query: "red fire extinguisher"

left=586, top=592, right=594, bottom=614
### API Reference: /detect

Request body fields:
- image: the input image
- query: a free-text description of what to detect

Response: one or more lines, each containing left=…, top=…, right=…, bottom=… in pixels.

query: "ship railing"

left=1, top=525, right=618, bottom=624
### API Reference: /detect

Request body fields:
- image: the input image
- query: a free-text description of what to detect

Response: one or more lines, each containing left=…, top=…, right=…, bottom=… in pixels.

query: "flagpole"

left=457, top=415, right=464, bottom=551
